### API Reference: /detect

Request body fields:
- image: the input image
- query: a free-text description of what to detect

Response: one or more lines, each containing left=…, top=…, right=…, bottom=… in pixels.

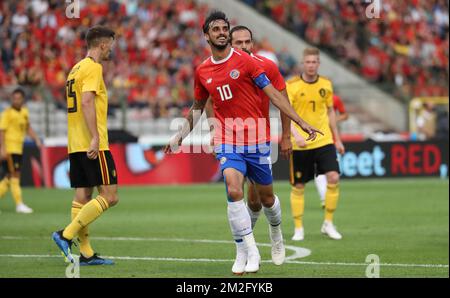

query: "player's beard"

left=210, top=36, right=229, bottom=51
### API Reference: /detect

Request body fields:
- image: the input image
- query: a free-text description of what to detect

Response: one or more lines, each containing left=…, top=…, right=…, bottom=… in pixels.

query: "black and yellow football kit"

left=287, top=75, right=339, bottom=184
left=0, top=106, right=29, bottom=206
left=287, top=74, right=340, bottom=227
left=58, top=56, right=118, bottom=257
left=66, top=57, right=117, bottom=188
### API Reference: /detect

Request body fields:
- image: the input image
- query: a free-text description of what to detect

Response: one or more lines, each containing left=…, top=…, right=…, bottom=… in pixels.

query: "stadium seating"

left=0, top=0, right=303, bottom=138
left=240, top=0, right=449, bottom=100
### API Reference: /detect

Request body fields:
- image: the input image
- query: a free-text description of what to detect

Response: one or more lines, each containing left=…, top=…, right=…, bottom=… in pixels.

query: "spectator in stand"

left=242, top=0, right=449, bottom=101
left=416, top=102, right=437, bottom=140
left=0, top=0, right=302, bottom=120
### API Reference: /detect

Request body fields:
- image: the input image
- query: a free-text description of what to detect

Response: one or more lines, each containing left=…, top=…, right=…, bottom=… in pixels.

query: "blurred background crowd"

left=0, top=0, right=298, bottom=119
left=242, top=0, right=449, bottom=100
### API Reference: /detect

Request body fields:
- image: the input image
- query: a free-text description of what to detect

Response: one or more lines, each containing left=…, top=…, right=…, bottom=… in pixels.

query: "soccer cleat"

left=52, top=230, right=74, bottom=263
left=231, top=246, right=247, bottom=275
left=244, top=248, right=260, bottom=273
left=269, top=225, right=285, bottom=265
left=80, top=253, right=114, bottom=266
left=321, top=221, right=342, bottom=240
left=16, top=203, right=33, bottom=214
left=291, top=227, right=304, bottom=241
left=320, top=201, right=325, bottom=209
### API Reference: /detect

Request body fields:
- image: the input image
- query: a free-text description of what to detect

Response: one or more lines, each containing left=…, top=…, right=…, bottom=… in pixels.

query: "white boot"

left=291, top=227, right=304, bottom=241
left=243, top=234, right=260, bottom=273
left=231, top=242, right=247, bottom=275
left=269, top=225, right=285, bottom=265
left=16, top=203, right=33, bottom=214
left=321, top=221, right=342, bottom=240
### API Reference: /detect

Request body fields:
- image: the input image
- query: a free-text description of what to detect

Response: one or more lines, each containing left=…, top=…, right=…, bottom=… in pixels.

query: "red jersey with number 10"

left=194, top=48, right=271, bottom=146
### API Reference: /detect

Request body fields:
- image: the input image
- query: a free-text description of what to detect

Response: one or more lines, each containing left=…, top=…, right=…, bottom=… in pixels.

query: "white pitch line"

left=284, top=260, right=449, bottom=268
left=0, top=235, right=312, bottom=261
left=1, top=236, right=448, bottom=268
left=0, top=254, right=448, bottom=268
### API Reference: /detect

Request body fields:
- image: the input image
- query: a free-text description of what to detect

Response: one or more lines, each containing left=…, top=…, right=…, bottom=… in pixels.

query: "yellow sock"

left=0, top=177, right=9, bottom=198
left=10, top=177, right=23, bottom=205
left=71, top=201, right=94, bottom=258
left=63, top=196, right=109, bottom=240
left=290, top=187, right=305, bottom=229
left=325, top=183, right=339, bottom=222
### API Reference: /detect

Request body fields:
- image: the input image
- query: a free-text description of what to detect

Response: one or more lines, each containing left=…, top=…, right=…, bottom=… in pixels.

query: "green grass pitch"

left=0, top=178, right=448, bottom=278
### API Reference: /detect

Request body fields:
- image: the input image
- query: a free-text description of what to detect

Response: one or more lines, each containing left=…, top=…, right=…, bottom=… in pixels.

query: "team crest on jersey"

left=206, top=78, right=212, bottom=84
left=319, top=88, right=326, bottom=98
left=229, top=69, right=240, bottom=80
left=220, top=157, right=227, bottom=165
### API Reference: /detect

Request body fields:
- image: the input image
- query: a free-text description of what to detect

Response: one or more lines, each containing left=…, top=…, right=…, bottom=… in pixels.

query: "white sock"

left=263, top=195, right=282, bottom=227
left=228, top=200, right=252, bottom=242
left=315, top=175, right=327, bottom=202
left=246, top=204, right=261, bottom=230
left=235, top=239, right=247, bottom=253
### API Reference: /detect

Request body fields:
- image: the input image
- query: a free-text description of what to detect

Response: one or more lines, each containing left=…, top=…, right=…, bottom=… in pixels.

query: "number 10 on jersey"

left=217, top=84, right=233, bottom=101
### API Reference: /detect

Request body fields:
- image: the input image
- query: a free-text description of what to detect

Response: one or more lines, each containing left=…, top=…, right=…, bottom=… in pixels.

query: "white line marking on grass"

left=0, top=254, right=448, bottom=269
left=0, top=235, right=311, bottom=261
left=1, top=236, right=448, bottom=268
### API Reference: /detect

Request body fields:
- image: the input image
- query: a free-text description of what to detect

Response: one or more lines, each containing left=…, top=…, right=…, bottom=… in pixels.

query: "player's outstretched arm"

left=81, top=91, right=99, bottom=160
left=263, top=84, right=323, bottom=141
left=279, top=89, right=293, bottom=159
left=164, top=99, right=206, bottom=154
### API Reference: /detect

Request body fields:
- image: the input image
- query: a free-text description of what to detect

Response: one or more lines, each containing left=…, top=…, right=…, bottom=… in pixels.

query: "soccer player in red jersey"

left=165, top=11, right=321, bottom=274
left=204, top=24, right=294, bottom=260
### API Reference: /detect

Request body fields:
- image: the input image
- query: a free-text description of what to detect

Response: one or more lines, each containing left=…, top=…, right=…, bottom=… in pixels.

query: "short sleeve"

left=266, top=59, right=286, bottom=91
left=245, top=54, right=265, bottom=80
left=82, top=63, right=102, bottom=94
left=194, top=67, right=209, bottom=101
left=326, top=82, right=334, bottom=108
left=24, top=108, right=30, bottom=125
left=0, top=111, right=8, bottom=130
left=286, top=83, right=295, bottom=105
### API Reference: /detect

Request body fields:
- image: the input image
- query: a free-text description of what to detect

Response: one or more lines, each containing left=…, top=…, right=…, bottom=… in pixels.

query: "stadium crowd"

left=0, top=0, right=297, bottom=118
left=242, top=0, right=449, bottom=100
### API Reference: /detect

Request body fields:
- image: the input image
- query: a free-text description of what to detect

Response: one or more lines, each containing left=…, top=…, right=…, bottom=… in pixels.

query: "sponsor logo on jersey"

left=206, top=78, right=212, bottom=84
left=229, top=69, right=240, bottom=80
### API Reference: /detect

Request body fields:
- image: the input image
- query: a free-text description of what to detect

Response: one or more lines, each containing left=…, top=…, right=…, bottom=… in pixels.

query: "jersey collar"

left=210, top=48, right=234, bottom=64
left=300, top=73, right=319, bottom=84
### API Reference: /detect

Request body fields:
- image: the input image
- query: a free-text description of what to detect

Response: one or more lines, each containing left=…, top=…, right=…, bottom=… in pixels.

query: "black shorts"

left=289, top=144, right=340, bottom=185
left=69, top=150, right=118, bottom=188
left=1, top=154, right=22, bottom=175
